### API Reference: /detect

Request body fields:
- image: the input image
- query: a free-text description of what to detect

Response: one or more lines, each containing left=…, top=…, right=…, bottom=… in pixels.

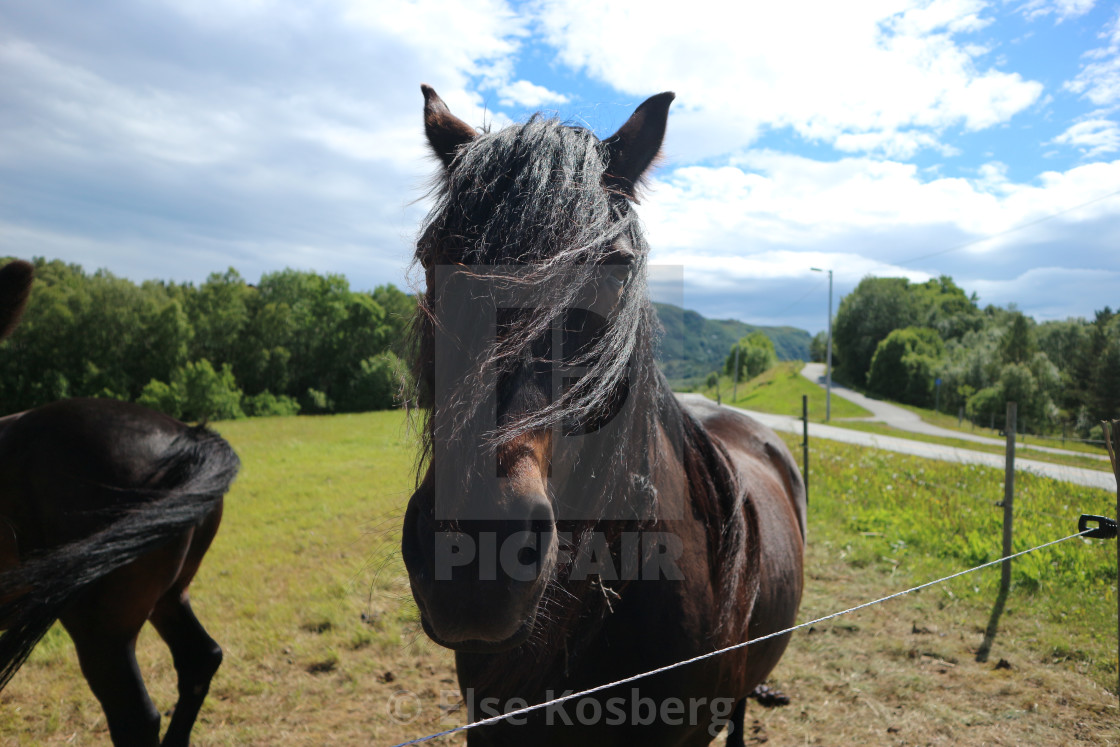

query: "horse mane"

left=671, top=392, right=759, bottom=641
left=0, top=260, right=34, bottom=342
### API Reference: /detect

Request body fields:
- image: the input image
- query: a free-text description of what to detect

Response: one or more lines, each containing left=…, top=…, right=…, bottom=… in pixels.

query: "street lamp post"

left=811, top=267, right=833, bottom=422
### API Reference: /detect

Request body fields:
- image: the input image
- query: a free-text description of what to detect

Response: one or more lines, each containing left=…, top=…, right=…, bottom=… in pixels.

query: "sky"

left=1, top=0, right=1118, bottom=334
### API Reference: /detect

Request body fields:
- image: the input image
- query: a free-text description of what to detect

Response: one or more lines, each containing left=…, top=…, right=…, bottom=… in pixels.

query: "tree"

left=242, top=390, right=301, bottom=417
left=964, top=355, right=1061, bottom=431
left=866, top=327, right=945, bottom=406
left=1087, top=313, right=1120, bottom=422
left=188, top=269, right=251, bottom=368
left=911, top=275, right=983, bottom=341
left=999, top=312, right=1036, bottom=365
left=372, top=284, right=416, bottom=357
left=137, top=379, right=182, bottom=419
left=809, top=331, right=827, bottom=363
left=725, top=331, right=776, bottom=381
left=833, top=276, right=917, bottom=385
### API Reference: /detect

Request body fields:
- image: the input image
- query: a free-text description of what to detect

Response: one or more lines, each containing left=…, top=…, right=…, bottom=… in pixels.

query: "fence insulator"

left=1077, top=514, right=1117, bottom=540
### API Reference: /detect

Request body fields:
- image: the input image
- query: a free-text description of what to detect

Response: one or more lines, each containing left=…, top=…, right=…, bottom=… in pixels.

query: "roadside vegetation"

left=895, top=401, right=1112, bottom=456
left=830, top=421, right=1114, bottom=473
left=3, top=411, right=1113, bottom=745
left=825, top=275, right=1120, bottom=443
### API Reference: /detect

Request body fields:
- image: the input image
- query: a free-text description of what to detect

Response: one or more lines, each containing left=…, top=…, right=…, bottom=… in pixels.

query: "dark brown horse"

left=401, top=88, right=807, bottom=745
left=0, top=259, right=239, bottom=746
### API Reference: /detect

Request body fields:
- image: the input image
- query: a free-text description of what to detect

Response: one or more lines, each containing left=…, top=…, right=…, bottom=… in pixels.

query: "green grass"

left=694, top=361, right=873, bottom=421
left=786, top=431, right=1117, bottom=690
left=2, top=409, right=1115, bottom=745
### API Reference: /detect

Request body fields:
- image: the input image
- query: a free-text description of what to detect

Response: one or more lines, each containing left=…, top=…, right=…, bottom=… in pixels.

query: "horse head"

left=402, top=86, right=674, bottom=652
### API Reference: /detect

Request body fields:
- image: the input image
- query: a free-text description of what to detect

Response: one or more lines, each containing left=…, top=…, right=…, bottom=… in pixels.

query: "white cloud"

left=1064, top=8, right=1120, bottom=106
left=494, top=79, right=570, bottom=108
left=1050, top=118, right=1120, bottom=157
left=531, top=0, right=1042, bottom=158
left=833, top=130, right=961, bottom=159
left=651, top=249, right=931, bottom=289
left=628, top=150, right=1120, bottom=328
left=636, top=151, right=1120, bottom=289
left=967, top=267, right=1120, bottom=319
left=1016, top=0, right=1096, bottom=22
left=0, top=0, right=531, bottom=286
left=0, top=0, right=1115, bottom=334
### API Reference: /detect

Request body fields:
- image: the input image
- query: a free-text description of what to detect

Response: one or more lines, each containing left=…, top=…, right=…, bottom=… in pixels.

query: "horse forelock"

left=408, top=117, right=663, bottom=484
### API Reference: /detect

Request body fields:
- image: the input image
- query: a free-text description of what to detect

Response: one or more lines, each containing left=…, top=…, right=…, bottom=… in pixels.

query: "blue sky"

left=1, top=0, right=1118, bottom=334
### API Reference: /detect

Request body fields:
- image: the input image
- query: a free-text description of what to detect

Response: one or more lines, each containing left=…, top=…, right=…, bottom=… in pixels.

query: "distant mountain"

left=652, top=302, right=811, bottom=384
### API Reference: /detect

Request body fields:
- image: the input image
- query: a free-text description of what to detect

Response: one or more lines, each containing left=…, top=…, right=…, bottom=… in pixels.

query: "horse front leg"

left=149, top=591, right=222, bottom=747
left=725, top=698, right=747, bottom=747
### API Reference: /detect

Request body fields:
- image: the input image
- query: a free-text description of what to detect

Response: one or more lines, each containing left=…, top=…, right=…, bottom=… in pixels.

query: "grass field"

left=696, top=361, right=873, bottom=421
left=0, top=410, right=1116, bottom=745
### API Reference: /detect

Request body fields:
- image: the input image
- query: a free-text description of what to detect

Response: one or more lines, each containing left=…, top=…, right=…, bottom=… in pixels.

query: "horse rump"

left=0, top=423, right=240, bottom=690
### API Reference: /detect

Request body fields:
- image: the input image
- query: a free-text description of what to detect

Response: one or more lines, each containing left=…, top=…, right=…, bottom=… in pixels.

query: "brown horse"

left=401, top=88, right=806, bottom=745
left=0, top=259, right=239, bottom=746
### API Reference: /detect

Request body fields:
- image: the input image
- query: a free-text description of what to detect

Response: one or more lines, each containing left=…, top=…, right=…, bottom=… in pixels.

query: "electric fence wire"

left=390, top=527, right=1097, bottom=746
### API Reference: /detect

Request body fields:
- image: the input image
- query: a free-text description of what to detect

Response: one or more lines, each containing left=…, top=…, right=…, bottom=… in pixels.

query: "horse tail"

left=0, top=424, right=240, bottom=690
left=0, top=260, right=34, bottom=341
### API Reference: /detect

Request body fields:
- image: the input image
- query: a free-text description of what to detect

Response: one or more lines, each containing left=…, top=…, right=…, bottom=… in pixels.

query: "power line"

left=772, top=276, right=828, bottom=317
left=895, top=186, right=1120, bottom=268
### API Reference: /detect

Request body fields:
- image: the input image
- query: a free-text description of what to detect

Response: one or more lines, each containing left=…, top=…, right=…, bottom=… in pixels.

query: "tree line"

left=814, top=274, right=1119, bottom=441
left=0, top=258, right=415, bottom=421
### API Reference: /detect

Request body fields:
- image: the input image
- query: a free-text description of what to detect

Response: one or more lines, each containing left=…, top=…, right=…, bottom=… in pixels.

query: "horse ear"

left=0, top=259, right=34, bottom=341
left=422, top=84, right=477, bottom=168
left=602, top=92, right=675, bottom=199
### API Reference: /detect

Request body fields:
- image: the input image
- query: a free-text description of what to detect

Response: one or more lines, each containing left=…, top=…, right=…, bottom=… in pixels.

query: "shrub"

left=136, top=359, right=244, bottom=421
left=243, top=390, right=301, bottom=417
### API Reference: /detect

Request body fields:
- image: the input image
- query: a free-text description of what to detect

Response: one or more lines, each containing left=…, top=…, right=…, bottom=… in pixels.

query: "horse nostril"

left=517, top=545, right=538, bottom=567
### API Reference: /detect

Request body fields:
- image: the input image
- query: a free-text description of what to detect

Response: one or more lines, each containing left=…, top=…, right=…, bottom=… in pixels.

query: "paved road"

left=678, top=392, right=1116, bottom=494
left=799, top=362, right=1110, bottom=462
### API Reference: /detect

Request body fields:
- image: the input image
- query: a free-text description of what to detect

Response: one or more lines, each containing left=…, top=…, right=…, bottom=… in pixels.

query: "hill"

left=652, top=301, right=811, bottom=384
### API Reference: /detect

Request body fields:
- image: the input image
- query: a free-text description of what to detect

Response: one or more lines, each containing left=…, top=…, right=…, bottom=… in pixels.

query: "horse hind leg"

left=60, top=538, right=192, bottom=746
left=149, top=505, right=223, bottom=747
left=64, top=625, right=161, bottom=746
left=149, top=591, right=222, bottom=747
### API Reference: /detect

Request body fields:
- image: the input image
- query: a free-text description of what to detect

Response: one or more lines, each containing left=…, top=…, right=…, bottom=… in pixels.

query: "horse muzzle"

left=402, top=479, right=558, bottom=652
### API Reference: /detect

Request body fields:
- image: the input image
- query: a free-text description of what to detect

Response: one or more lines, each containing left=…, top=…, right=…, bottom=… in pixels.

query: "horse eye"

left=600, top=250, right=635, bottom=290
left=604, top=264, right=631, bottom=290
